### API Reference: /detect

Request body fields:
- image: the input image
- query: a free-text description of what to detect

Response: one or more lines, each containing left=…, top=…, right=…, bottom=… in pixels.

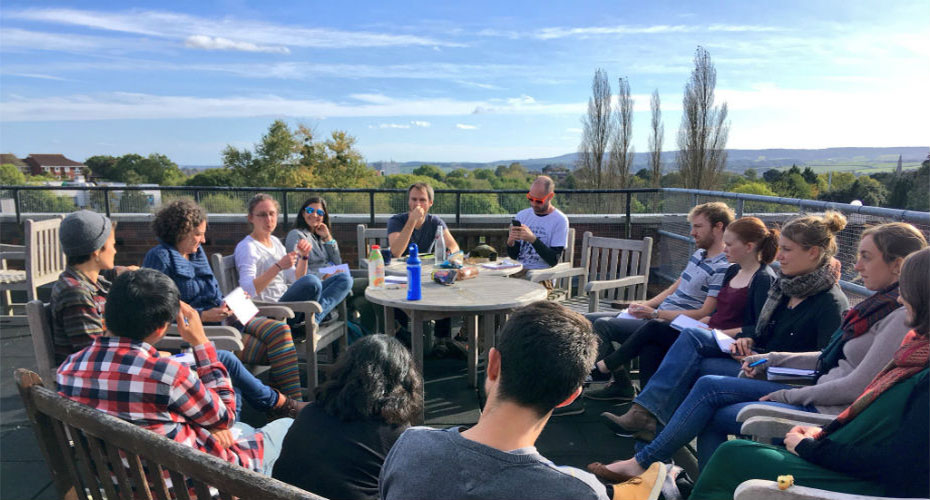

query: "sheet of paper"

left=480, top=259, right=521, bottom=269
left=385, top=275, right=408, bottom=284
left=317, top=263, right=350, bottom=275
left=615, top=309, right=637, bottom=320
left=224, top=287, right=259, bottom=324
left=669, top=314, right=709, bottom=332
left=713, top=329, right=737, bottom=353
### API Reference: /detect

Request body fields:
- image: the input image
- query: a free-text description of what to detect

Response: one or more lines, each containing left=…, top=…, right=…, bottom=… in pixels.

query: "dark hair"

left=688, top=202, right=735, bottom=230
left=899, top=247, right=929, bottom=336
left=314, top=334, right=423, bottom=425
left=781, top=211, right=847, bottom=265
left=66, top=221, right=117, bottom=267
left=294, top=196, right=330, bottom=231
left=726, top=217, right=780, bottom=264
left=861, top=223, right=928, bottom=264
left=495, top=301, right=597, bottom=416
left=105, top=269, right=180, bottom=341
left=407, top=182, right=434, bottom=202
left=153, top=198, right=207, bottom=247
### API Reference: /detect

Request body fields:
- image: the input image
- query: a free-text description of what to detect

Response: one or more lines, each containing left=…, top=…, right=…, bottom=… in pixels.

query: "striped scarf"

left=817, top=330, right=929, bottom=439
left=817, top=283, right=901, bottom=375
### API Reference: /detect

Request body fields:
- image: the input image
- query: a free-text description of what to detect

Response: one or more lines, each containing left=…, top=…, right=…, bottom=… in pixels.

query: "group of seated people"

left=46, top=191, right=928, bottom=500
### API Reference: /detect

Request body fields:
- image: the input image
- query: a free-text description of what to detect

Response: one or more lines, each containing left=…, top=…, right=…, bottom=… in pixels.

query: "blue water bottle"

left=406, top=243, right=422, bottom=301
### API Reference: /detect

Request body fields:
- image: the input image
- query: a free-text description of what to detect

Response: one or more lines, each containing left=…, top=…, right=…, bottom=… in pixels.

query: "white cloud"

left=6, top=8, right=462, bottom=49
left=184, top=35, right=289, bottom=54
left=478, top=24, right=783, bottom=40
left=372, top=123, right=411, bottom=129
left=410, top=121, right=431, bottom=128
left=5, top=72, right=72, bottom=81
left=456, top=124, right=478, bottom=130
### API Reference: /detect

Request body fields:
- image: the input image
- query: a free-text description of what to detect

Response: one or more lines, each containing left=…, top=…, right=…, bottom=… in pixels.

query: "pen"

left=748, top=358, right=768, bottom=368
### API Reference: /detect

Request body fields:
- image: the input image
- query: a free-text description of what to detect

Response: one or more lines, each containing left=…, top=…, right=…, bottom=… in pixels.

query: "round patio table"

left=365, top=274, right=547, bottom=423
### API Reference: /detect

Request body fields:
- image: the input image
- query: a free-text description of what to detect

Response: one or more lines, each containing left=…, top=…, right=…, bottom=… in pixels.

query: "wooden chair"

left=737, top=403, right=837, bottom=444
left=356, top=224, right=389, bottom=269
left=26, top=300, right=244, bottom=388
left=211, top=253, right=348, bottom=400
left=1, top=217, right=66, bottom=319
left=528, top=231, right=652, bottom=313
left=15, top=368, right=326, bottom=500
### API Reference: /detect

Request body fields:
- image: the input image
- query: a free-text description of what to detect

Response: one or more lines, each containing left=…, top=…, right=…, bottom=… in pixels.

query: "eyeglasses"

left=304, top=207, right=326, bottom=216
left=526, top=192, right=554, bottom=204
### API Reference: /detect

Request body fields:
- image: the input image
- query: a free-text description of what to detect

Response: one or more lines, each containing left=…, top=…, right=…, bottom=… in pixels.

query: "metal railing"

left=2, top=184, right=927, bottom=302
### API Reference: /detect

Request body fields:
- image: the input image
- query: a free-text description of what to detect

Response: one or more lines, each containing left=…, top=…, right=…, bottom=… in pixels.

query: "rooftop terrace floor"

left=0, top=323, right=640, bottom=499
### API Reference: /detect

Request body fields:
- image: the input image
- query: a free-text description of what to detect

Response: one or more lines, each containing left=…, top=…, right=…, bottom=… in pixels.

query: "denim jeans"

left=279, top=272, right=354, bottom=322
left=634, top=327, right=742, bottom=424
left=233, top=417, right=294, bottom=476
left=634, top=374, right=816, bottom=469
left=216, top=349, right=279, bottom=417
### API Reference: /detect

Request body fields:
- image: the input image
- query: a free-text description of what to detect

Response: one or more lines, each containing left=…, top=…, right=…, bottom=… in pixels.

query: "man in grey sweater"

left=379, top=301, right=668, bottom=500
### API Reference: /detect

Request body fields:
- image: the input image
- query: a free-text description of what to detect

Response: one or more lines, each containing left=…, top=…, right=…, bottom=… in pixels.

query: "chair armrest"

left=255, top=305, right=295, bottom=321
left=159, top=324, right=245, bottom=352
left=255, top=300, right=323, bottom=317
left=526, top=265, right=585, bottom=283
left=736, top=404, right=836, bottom=426
left=735, top=479, right=927, bottom=500
left=350, top=268, right=368, bottom=279
left=584, top=275, right=647, bottom=294
left=740, top=416, right=823, bottom=442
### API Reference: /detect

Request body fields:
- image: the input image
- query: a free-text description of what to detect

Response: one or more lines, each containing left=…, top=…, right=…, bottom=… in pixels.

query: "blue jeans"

left=634, top=327, right=742, bottom=424
left=279, top=273, right=353, bottom=322
left=233, top=417, right=294, bottom=476
left=634, top=374, right=816, bottom=469
left=216, top=349, right=279, bottom=417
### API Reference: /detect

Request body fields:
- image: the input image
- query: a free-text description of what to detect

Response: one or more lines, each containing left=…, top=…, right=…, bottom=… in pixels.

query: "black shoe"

left=589, top=367, right=612, bottom=383
left=552, top=398, right=585, bottom=417
left=584, top=380, right=637, bottom=401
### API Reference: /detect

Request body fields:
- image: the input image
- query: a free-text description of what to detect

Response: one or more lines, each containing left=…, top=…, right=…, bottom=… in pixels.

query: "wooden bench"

left=15, top=368, right=327, bottom=500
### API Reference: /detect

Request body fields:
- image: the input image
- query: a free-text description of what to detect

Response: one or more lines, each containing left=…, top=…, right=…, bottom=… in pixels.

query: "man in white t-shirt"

left=507, top=175, right=570, bottom=271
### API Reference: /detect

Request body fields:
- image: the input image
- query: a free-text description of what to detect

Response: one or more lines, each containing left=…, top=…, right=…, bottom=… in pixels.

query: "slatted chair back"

left=356, top=224, right=389, bottom=268
left=26, top=300, right=56, bottom=385
left=577, top=232, right=653, bottom=303
left=1, top=217, right=65, bottom=317
left=15, top=369, right=326, bottom=500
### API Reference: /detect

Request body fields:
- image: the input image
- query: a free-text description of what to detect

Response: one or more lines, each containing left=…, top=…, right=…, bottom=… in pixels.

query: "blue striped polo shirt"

left=658, top=249, right=731, bottom=311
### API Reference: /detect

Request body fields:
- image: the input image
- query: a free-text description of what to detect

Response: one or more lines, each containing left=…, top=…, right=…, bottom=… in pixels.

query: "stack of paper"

left=767, top=366, right=817, bottom=381
left=224, top=287, right=259, bottom=324
left=669, top=314, right=709, bottom=332
left=615, top=309, right=637, bottom=320
left=317, top=263, right=350, bottom=275
left=712, top=329, right=737, bottom=353
left=480, top=259, right=521, bottom=269
left=385, top=275, right=408, bottom=285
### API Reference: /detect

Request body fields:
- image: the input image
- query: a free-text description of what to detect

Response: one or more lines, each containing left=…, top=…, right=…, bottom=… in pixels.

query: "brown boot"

left=601, top=403, right=657, bottom=441
left=267, top=392, right=308, bottom=421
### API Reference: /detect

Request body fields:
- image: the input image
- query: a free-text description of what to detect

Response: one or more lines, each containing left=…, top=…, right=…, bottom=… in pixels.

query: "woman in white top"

left=235, top=194, right=344, bottom=323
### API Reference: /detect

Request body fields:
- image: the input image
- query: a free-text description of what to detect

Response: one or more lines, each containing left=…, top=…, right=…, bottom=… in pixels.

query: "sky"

left=1, top=0, right=928, bottom=166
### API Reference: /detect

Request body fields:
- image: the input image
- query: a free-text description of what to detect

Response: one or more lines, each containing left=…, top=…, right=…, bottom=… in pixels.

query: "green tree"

left=84, top=155, right=118, bottom=180
left=199, top=193, right=246, bottom=213
left=732, top=181, right=777, bottom=197
left=296, top=127, right=379, bottom=188
left=118, top=190, right=151, bottom=213
left=223, top=120, right=301, bottom=187
left=0, top=163, right=27, bottom=184
left=743, top=168, right=758, bottom=181
left=818, top=177, right=888, bottom=206
left=801, top=166, right=818, bottom=185
left=185, top=168, right=242, bottom=187
left=412, top=164, right=445, bottom=181
left=774, top=173, right=813, bottom=199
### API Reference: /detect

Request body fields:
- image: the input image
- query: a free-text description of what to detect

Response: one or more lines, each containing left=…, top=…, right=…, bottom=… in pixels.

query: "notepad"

left=223, top=287, right=259, bottom=324
left=615, top=309, right=637, bottom=320
left=317, top=263, right=350, bottom=275
left=712, top=329, right=737, bottom=353
left=767, top=366, right=817, bottom=381
left=669, top=314, right=709, bottom=332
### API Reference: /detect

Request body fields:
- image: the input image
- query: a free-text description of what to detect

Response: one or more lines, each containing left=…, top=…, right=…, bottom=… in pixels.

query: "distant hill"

left=366, top=147, right=928, bottom=175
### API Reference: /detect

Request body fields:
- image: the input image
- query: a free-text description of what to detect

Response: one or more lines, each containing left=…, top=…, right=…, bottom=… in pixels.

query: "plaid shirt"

left=57, top=337, right=265, bottom=473
left=50, top=267, right=110, bottom=363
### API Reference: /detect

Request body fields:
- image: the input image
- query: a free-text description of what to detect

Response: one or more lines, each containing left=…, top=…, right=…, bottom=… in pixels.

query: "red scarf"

left=818, top=330, right=929, bottom=439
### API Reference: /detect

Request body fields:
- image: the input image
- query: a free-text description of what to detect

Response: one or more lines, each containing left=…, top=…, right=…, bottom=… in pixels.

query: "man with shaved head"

left=507, top=175, right=570, bottom=272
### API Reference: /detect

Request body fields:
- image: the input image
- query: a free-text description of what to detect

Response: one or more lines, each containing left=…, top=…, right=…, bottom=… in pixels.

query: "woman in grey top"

left=284, top=196, right=353, bottom=322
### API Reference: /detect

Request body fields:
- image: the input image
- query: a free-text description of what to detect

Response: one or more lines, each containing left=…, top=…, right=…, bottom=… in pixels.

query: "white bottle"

left=434, top=225, right=446, bottom=266
left=368, top=244, right=385, bottom=288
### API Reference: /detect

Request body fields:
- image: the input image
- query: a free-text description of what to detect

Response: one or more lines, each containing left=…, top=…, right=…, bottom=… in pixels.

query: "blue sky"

left=1, top=1, right=927, bottom=166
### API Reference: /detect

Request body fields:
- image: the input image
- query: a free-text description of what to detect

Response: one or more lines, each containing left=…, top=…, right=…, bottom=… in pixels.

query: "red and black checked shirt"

left=57, top=337, right=265, bottom=473
left=50, top=267, right=109, bottom=363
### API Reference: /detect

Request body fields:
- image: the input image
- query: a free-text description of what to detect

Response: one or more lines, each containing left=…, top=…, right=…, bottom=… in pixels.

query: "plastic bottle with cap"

left=406, top=243, right=422, bottom=301
left=368, top=244, right=385, bottom=288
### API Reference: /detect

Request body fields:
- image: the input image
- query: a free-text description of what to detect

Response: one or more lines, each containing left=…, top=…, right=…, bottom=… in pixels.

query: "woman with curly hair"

left=143, top=199, right=304, bottom=407
left=273, top=334, right=423, bottom=500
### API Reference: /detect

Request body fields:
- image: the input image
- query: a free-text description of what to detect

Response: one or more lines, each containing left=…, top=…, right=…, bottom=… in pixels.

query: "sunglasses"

left=304, top=207, right=326, bottom=216
left=526, top=192, right=554, bottom=204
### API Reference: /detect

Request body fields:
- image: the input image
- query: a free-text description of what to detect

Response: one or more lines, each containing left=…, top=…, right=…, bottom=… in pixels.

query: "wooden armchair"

left=529, top=231, right=652, bottom=313
left=1, top=217, right=66, bottom=320
left=737, top=404, right=837, bottom=443
left=211, top=253, right=348, bottom=400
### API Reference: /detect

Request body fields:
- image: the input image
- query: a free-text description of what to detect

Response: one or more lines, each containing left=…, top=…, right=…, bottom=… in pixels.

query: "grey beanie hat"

left=60, top=210, right=112, bottom=257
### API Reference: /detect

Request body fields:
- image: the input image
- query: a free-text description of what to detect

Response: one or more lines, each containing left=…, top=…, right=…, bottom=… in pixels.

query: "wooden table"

left=365, top=275, right=547, bottom=423
left=382, top=259, right=523, bottom=277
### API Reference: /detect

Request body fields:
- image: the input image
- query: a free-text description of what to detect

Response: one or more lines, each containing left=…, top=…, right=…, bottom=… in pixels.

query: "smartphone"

left=511, top=219, right=521, bottom=227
